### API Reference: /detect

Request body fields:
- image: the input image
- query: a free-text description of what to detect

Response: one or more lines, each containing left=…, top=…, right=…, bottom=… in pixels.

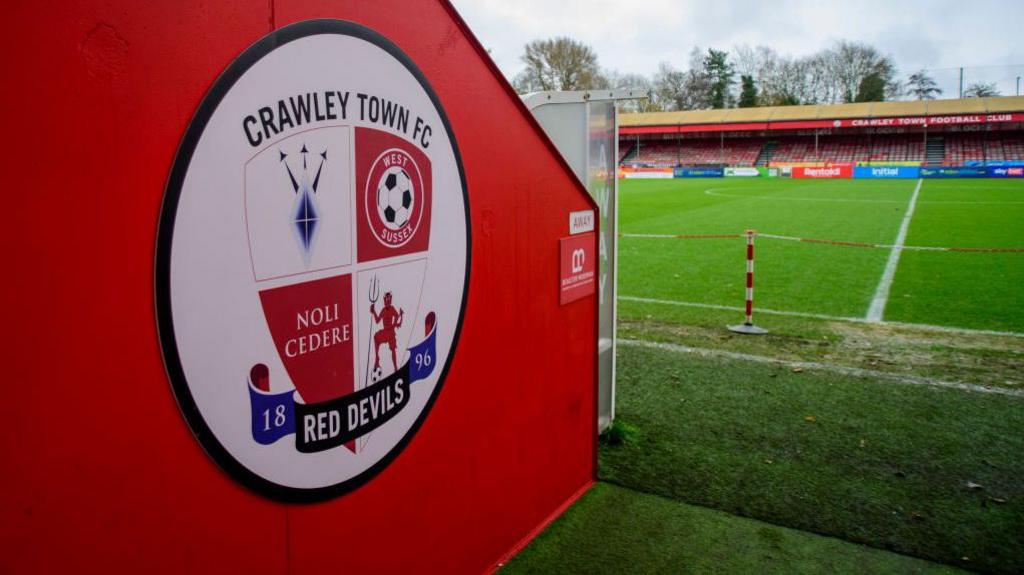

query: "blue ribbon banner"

left=249, top=324, right=438, bottom=452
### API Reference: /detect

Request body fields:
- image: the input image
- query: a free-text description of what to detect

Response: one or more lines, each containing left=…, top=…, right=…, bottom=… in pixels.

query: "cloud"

left=451, top=0, right=1023, bottom=95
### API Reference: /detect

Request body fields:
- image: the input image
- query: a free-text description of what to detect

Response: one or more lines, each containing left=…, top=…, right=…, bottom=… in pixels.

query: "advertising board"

left=920, top=167, right=988, bottom=178
left=675, top=167, right=724, bottom=178
left=853, top=166, right=921, bottom=179
left=987, top=166, right=1024, bottom=178
left=621, top=167, right=673, bottom=179
left=792, top=165, right=853, bottom=178
left=725, top=167, right=760, bottom=177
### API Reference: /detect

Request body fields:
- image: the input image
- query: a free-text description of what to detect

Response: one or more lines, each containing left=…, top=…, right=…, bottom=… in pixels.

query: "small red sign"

left=793, top=165, right=853, bottom=179
left=559, top=233, right=596, bottom=305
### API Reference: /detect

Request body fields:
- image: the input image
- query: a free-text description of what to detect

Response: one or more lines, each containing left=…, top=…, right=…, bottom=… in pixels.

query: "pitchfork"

left=363, top=275, right=382, bottom=386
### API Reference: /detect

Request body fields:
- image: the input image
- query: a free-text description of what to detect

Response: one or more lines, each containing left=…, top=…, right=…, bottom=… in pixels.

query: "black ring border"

left=154, top=19, right=472, bottom=503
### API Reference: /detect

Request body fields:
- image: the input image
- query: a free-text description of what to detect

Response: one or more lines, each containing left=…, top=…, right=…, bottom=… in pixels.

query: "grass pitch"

left=598, top=343, right=1023, bottom=574
left=508, top=177, right=1023, bottom=573
left=503, top=483, right=963, bottom=575
left=618, top=177, right=1024, bottom=332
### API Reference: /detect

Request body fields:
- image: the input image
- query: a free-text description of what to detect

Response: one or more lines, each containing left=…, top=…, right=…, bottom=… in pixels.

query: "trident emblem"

left=280, top=143, right=327, bottom=266
left=364, top=275, right=382, bottom=385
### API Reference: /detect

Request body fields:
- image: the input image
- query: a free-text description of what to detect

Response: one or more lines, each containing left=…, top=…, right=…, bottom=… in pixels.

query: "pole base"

left=728, top=322, right=768, bottom=335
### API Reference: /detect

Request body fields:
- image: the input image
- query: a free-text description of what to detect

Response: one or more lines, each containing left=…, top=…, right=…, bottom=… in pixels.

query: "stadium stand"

left=619, top=142, right=636, bottom=163
left=624, top=138, right=762, bottom=166
left=943, top=133, right=986, bottom=164
left=981, top=132, right=1024, bottom=162
left=766, top=135, right=925, bottom=164
left=619, top=96, right=1024, bottom=167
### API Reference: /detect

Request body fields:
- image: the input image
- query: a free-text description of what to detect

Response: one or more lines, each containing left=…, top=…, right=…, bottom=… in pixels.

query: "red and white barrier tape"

left=619, top=232, right=1024, bottom=253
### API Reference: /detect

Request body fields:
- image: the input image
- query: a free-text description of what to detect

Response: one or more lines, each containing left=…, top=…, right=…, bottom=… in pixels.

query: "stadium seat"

left=621, top=131, right=1023, bottom=167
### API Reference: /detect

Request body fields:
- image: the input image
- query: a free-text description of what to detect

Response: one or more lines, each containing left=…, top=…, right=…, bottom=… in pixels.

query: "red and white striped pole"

left=729, top=230, right=768, bottom=335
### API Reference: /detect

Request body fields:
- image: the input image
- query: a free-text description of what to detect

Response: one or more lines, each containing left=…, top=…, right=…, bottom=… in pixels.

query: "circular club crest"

left=156, top=20, right=470, bottom=502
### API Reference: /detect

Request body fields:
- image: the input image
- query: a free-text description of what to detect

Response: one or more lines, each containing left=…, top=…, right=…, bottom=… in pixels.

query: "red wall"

left=2, top=1, right=596, bottom=573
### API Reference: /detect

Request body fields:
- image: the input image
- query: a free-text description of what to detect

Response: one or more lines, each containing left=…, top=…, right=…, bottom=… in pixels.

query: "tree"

left=906, top=70, right=942, bottom=100
left=963, top=82, right=1000, bottom=97
left=652, top=62, right=687, bottom=110
left=825, top=41, right=896, bottom=103
left=855, top=72, right=886, bottom=102
left=606, top=71, right=661, bottom=113
left=738, top=75, right=758, bottom=107
left=774, top=93, right=800, bottom=106
left=703, top=48, right=735, bottom=109
left=512, top=37, right=607, bottom=93
left=652, top=61, right=709, bottom=111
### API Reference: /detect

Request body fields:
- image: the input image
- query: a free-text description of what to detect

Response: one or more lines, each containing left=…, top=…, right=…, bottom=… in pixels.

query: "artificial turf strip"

left=501, top=483, right=963, bottom=575
left=598, top=344, right=1024, bottom=575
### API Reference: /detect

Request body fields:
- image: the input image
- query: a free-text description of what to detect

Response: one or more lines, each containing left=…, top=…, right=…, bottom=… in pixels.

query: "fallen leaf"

left=966, top=481, right=983, bottom=491
left=988, top=496, right=1007, bottom=504
left=792, top=367, right=804, bottom=374
left=804, top=415, right=816, bottom=423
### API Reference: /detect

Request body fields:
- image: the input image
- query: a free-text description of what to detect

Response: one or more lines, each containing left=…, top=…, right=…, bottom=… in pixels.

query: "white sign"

left=569, top=210, right=595, bottom=234
left=724, top=167, right=760, bottom=177
left=156, top=20, right=469, bottom=501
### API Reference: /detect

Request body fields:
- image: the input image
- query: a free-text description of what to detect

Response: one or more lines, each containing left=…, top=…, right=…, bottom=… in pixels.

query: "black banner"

left=295, top=363, right=410, bottom=453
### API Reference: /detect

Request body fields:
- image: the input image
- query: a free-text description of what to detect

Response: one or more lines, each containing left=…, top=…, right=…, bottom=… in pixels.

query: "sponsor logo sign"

left=853, top=166, right=920, bottom=179
left=559, top=234, right=596, bottom=305
left=987, top=166, right=1024, bottom=178
left=724, top=167, right=760, bottom=177
left=156, top=20, right=470, bottom=501
left=674, top=167, right=724, bottom=178
left=919, top=167, right=988, bottom=178
left=621, top=167, right=674, bottom=179
left=793, top=165, right=853, bottom=179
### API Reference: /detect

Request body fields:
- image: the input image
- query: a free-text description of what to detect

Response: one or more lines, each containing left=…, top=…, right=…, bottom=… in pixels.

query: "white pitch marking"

left=618, top=295, right=1024, bottom=338
left=866, top=179, right=923, bottom=322
left=704, top=188, right=904, bottom=204
left=619, top=338, right=1024, bottom=398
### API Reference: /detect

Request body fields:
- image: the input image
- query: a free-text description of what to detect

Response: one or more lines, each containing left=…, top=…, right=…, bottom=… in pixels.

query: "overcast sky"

left=450, top=0, right=1024, bottom=97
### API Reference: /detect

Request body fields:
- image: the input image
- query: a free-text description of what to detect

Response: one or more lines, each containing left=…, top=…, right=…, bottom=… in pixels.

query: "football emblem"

left=377, top=166, right=414, bottom=229
left=362, top=146, right=428, bottom=251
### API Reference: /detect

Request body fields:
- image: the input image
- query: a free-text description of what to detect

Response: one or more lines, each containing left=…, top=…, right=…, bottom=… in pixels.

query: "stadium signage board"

left=793, top=166, right=852, bottom=179
left=569, top=210, right=595, bottom=234
left=724, top=167, right=760, bottom=177
left=987, top=166, right=1024, bottom=178
left=920, top=167, right=987, bottom=179
left=675, top=167, right=724, bottom=178
left=559, top=233, right=596, bottom=305
left=155, top=19, right=470, bottom=501
left=852, top=166, right=920, bottom=179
